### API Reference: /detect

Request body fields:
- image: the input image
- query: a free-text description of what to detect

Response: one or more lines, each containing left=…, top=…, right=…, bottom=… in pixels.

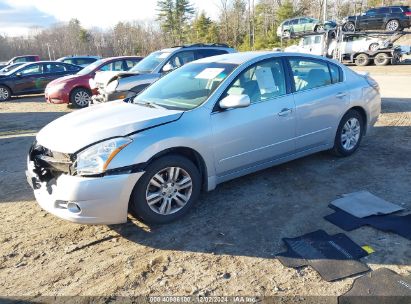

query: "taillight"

left=405, top=11, right=411, bottom=16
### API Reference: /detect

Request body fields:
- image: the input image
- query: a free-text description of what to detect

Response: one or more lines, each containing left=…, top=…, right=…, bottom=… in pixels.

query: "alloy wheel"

left=341, top=118, right=361, bottom=150
left=386, top=20, right=399, bottom=31
left=346, top=23, right=355, bottom=32
left=0, top=87, right=9, bottom=101
left=145, top=166, right=193, bottom=215
left=74, top=91, right=90, bottom=107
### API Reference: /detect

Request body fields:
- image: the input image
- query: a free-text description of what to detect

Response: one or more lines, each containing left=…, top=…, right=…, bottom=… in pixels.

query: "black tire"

left=129, top=154, right=201, bottom=225
left=355, top=53, right=370, bottom=66
left=0, top=85, right=11, bottom=102
left=344, top=22, right=356, bottom=32
left=385, top=19, right=400, bottom=31
left=315, top=25, right=325, bottom=32
left=331, top=110, right=364, bottom=157
left=374, top=53, right=390, bottom=66
left=70, top=88, right=91, bottom=108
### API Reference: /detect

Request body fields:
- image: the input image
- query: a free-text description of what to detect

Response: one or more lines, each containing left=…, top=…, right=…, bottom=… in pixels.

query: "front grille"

left=29, top=142, right=73, bottom=183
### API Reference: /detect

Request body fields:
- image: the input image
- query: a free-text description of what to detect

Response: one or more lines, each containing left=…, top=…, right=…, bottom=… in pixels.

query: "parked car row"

left=26, top=51, right=382, bottom=225
left=277, top=5, right=411, bottom=37
left=0, top=55, right=141, bottom=102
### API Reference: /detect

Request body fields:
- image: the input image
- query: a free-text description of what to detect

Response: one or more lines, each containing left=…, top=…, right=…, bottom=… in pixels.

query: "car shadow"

left=109, top=123, right=411, bottom=265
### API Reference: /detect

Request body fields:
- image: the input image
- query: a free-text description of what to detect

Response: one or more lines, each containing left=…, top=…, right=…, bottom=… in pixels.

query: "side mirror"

left=219, top=94, right=250, bottom=109
left=162, top=63, right=174, bottom=73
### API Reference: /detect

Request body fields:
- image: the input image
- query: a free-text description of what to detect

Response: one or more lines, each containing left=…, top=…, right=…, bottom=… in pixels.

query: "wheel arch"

left=145, top=146, right=208, bottom=191
left=69, top=85, right=92, bottom=99
left=0, top=83, right=13, bottom=94
left=346, top=106, right=368, bottom=135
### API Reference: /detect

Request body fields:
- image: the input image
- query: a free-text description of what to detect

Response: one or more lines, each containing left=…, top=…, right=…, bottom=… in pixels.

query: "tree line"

left=0, top=0, right=403, bottom=61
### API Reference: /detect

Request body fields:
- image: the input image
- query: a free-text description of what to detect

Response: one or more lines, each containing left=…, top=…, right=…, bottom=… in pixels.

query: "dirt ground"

left=0, top=64, right=410, bottom=301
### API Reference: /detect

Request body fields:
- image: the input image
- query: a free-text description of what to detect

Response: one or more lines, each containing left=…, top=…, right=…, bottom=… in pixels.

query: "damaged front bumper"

left=26, top=143, right=144, bottom=225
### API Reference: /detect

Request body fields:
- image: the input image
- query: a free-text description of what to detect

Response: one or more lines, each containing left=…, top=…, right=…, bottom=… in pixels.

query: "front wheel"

left=129, top=155, right=201, bottom=224
left=331, top=110, right=364, bottom=157
left=70, top=88, right=91, bottom=108
left=0, top=85, right=11, bottom=101
left=344, top=22, right=356, bottom=32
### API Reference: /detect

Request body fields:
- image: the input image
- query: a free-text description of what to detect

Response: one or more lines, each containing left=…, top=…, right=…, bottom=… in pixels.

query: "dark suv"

left=343, top=6, right=411, bottom=32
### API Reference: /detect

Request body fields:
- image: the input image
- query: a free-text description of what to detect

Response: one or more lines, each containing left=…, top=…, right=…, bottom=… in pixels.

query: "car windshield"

left=129, top=51, right=171, bottom=74
left=133, top=62, right=238, bottom=110
left=76, top=59, right=104, bottom=75
left=0, top=63, right=21, bottom=73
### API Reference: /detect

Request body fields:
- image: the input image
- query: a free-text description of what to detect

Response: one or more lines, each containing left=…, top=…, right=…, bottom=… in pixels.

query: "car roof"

left=194, top=51, right=340, bottom=66
left=58, top=55, right=100, bottom=60
left=159, top=44, right=235, bottom=53
left=99, top=56, right=143, bottom=62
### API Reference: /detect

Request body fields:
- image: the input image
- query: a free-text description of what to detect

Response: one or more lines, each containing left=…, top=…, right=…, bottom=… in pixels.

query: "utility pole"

left=46, top=43, right=51, bottom=60
left=323, top=0, right=327, bottom=23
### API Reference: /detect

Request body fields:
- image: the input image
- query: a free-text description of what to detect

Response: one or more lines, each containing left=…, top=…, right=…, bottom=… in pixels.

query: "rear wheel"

left=0, top=85, right=11, bottom=101
left=386, top=19, right=400, bottom=31
left=129, top=155, right=201, bottom=225
left=331, top=110, right=364, bottom=157
left=344, top=22, right=356, bottom=32
left=354, top=53, right=370, bottom=66
left=374, top=53, right=390, bottom=66
left=70, top=88, right=91, bottom=108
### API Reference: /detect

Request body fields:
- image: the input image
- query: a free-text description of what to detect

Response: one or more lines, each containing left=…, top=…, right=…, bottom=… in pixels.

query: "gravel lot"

left=0, top=64, right=410, bottom=300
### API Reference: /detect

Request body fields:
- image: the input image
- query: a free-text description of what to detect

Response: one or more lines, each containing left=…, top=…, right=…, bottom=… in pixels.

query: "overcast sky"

left=0, top=0, right=221, bottom=36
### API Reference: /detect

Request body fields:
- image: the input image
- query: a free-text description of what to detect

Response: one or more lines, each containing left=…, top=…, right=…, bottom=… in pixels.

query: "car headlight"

left=75, top=137, right=132, bottom=176
left=106, top=80, right=119, bottom=93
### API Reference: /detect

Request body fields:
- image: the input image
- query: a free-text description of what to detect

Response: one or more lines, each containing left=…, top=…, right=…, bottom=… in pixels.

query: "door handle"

left=278, top=108, right=292, bottom=116
left=336, top=92, right=347, bottom=99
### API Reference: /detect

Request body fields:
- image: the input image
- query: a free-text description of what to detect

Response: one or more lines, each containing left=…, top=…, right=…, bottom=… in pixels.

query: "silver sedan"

left=27, top=52, right=381, bottom=225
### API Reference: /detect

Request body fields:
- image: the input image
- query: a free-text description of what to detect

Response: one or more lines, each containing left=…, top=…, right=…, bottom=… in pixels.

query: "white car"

left=285, top=34, right=390, bottom=57
left=26, top=52, right=381, bottom=225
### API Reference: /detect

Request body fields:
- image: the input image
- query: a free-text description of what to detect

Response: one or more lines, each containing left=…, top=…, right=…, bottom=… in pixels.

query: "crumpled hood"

left=94, top=71, right=138, bottom=86
left=36, top=100, right=183, bottom=153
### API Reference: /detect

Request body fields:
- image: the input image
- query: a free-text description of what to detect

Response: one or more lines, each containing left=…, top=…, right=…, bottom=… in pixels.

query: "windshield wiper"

left=134, top=100, right=165, bottom=109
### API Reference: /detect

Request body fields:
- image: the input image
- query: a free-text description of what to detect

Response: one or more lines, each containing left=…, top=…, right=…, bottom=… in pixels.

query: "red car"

left=45, top=56, right=143, bottom=108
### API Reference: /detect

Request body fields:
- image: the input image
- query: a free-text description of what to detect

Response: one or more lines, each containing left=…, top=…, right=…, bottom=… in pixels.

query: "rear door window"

left=99, top=60, right=125, bottom=71
left=224, top=58, right=287, bottom=104
left=44, top=63, right=67, bottom=73
left=289, top=58, right=332, bottom=91
left=125, top=59, right=138, bottom=69
left=376, top=7, right=390, bottom=14
left=390, top=7, right=403, bottom=13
